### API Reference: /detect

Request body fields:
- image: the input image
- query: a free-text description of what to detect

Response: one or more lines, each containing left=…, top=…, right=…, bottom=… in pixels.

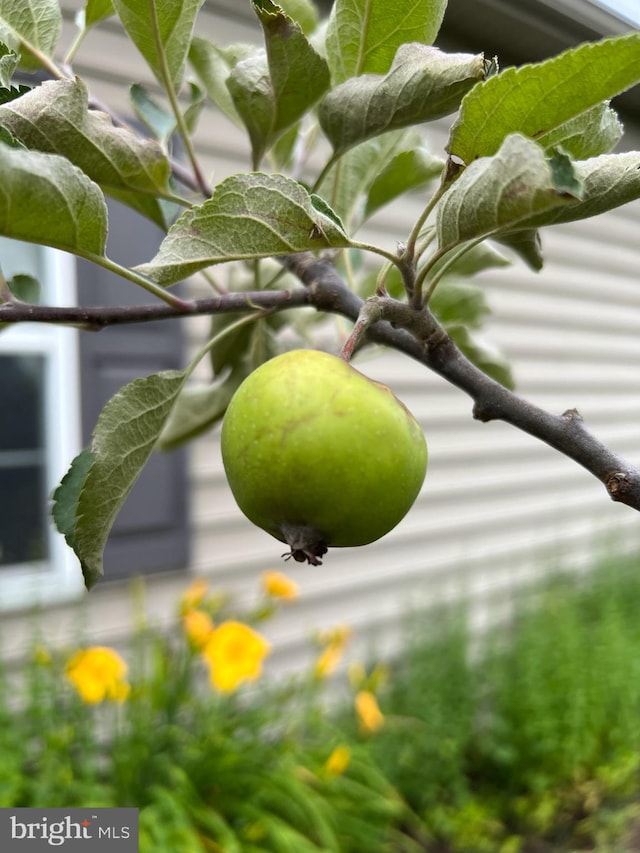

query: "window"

left=0, top=238, right=83, bottom=610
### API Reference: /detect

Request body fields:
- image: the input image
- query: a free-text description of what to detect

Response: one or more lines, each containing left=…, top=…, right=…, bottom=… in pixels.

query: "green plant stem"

left=85, top=253, right=195, bottom=310
left=418, top=238, right=485, bottom=304
left=147, top=0, right=210, bottom=198
left=404, top=182, right=448, bottom=262
left=312, top=151, right=341, bottom=194
left=349, top=240, right=403, bottom=268
left=22, top=41, right=69, bottom=80
left=64, top=26, right=87, bottom=67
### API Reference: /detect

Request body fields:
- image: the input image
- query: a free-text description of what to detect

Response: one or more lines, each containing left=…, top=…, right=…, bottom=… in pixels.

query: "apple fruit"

left=221, top=349, right=427, bottom=565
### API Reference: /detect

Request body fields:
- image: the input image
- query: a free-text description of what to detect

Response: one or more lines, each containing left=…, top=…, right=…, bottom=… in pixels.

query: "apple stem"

left=280, top=523, right=328, bottom=566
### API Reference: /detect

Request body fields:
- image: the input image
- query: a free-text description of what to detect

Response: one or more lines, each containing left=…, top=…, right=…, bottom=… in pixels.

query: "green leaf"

left=318, top=128, right=433, bottom=229
left=136, top=173, right=351, bottom=285
left=319, top=45, right=484, bottom=155
left=158, top=372, right=245, bottom=450
left=83, top=0, right=114, bottom=28
left=0, top=41, right=17, bottom=87
left=0, top=0, right=61, bottom=70
left=494, top=229, right=543, bottom=271
left=51, top=446, right=95, bottom=555
left=0, top=78, right=171, bottom=226
left=428, top=240, right=510, bottom=281
left=111, top=0, right=204, bottom=90
left=447, top=32, right=640, bottom=166
left=188, top=39, right=255, bottom=126
left=437, top=134, right=582, bottom=251
left=227, top=1, right=330, bottom=164
left=7, top=272, right=39, bottom=302
left=0, top=142, right=108, bottom=256
left=430, top=278, right=489, bottom=329
left=0, top=84, right=29, bottom=106
left=130, top=82, right=177, bottom=145
left=70, top=370, right=188, bottom=588
left=510, top=150, right=640, bottom=230
left=184, top=80, right=205, bottom=134
left=541, top=102, right=622, bottom=159
left=276, top=0, right=318, bottom=35
left=325, top=0, right=447, bottom=84
left=0, top=123, right=20, bottom=145
left=365, top=146, right=443, bottom=219
left=447, top=323, right=515, bottom=389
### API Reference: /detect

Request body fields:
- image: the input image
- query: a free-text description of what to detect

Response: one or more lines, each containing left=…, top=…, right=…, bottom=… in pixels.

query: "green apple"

left=221, top=349, right=427, bottom=565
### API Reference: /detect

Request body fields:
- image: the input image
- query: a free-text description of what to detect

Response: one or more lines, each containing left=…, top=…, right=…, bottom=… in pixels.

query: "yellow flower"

left=261, top=570, right=299, bottom=601
left=202, top=621, right=271, bottom=693
left=355, top=690, right=384, bottom=734
left=324, top=745, right=351, bottom=776
left=66, top=647, right=130, bottom=704
left=183, top=609, right=214, bottom=649
left=314, top=625, right=353, bottom=678
left=180, top=578, right=209, bottom=614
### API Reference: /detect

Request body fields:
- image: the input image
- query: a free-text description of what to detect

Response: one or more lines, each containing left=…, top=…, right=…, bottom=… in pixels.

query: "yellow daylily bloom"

left=261, top=570, right=299, bottom=601
left=66, top=646, right=130, bottom=704
left=355, top=690, right=384, bottom=734
left=202, top=621, right=271, bottom=693
left=180, top=577, right=210, bottom=614
left=183, top=609, right=215, bottom=649
left=324, top=745, right=351, bottom=776
left=313, top=625, right=353, bottom=678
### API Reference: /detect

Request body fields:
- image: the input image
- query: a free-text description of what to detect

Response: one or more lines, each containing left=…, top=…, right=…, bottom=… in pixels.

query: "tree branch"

left=0, top=288, right=311, bottom=329
left=3, top=250, right=639, bottom=512
left=281, top=253, right=640, bottom=514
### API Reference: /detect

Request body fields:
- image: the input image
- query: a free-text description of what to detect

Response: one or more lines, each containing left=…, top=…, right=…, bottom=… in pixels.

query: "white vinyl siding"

left=2, top=0, right=638, bottom=667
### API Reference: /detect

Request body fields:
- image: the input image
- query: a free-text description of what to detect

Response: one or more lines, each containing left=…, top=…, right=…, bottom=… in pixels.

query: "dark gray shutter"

left=77, top=199, right=189, bottom=580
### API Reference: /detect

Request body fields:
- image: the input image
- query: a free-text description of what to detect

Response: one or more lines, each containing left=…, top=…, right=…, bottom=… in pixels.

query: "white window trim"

left=0, top=244, right=84, bottom=610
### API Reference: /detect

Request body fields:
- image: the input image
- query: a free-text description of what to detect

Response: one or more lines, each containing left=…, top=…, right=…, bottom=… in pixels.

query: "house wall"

left=3, top=1, right=640, bottom=673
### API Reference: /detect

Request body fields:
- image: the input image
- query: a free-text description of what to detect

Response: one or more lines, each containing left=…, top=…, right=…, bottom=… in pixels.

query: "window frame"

left=0, top=243, right=84, bottom=611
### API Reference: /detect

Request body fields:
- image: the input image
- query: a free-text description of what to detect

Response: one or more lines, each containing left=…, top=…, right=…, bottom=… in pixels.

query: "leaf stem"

left=404, top=181, right=447, bottom=261
left=312, top=151, right=340, bottom=193
left=147, top=0, right=210, bottom=198
left=85, top=253, right=195, bottom=310
left=417, top=238, right=485, bottom=304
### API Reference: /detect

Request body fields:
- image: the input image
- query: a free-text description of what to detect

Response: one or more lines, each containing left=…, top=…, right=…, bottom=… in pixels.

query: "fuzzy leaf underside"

left=0, top=79, right=171, bottom=198
left=0, top=142, right=108, bottom=255
left=0, top=41, right=18, bottom=86
left=227, top=1, right=329, bottom=163
left=188, top=39, right=256, bottom=126
left=437, top=134, right=582, bottom=250
left=509, top=150, right=640, bottom=230
left=64, top=370, right=188, bottom=588
left=136, top=173, right=350, bottom=285
left=325, top=0, right=447, bottom=84
left=319, top=44, right=484, bottom=154
left=448, top=32, right=640, bottom=165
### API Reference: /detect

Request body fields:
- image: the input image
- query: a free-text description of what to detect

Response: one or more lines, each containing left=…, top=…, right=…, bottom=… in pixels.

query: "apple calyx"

left=280, top=523, right=328, bottom=566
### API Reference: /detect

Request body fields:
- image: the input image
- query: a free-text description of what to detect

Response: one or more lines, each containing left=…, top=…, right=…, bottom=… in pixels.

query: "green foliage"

left=0, top=0, right=639, bottom=579
left=0, top=576, right=418, bottom=853
left=5, top=555, right=640, bottom=851
left=370, top=554, right=640, bottom=851
left=136, top=173, right=350, bottom=285
left=447, top=32, right=640, bottom=164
